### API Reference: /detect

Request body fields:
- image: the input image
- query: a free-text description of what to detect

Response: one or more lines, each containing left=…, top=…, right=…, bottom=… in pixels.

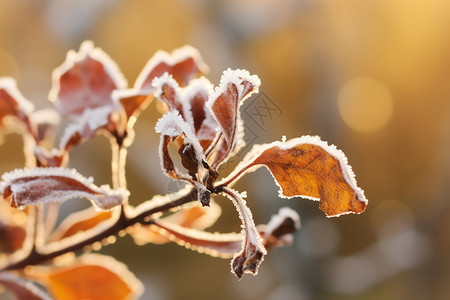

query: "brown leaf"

left=130, top=200, right=221, bottom=245
left=34, top=147, right=67, bottom=168
left=259, top=207, right=300, bottom=251
left=25, top=254, right=143, bottom=300
left=0, top=272, right=51, bottom=300
left=49, top=207, right=113, bottom=242
left=1, top=167, right=129, bottom=210
left=49, top=41, right=126, bottom=118
left=222, top=187, right=266, bottom=279
left=134, top=45, right=207, bottom=91
left=155, top=111, right=205, bottom=181
left=148, top=218, right=243, bottom=257
left=184, top=78, right=217, bottom=150
left=222, top=136, right=368, bottom=217
left=206, top=69, right=260, bottom=167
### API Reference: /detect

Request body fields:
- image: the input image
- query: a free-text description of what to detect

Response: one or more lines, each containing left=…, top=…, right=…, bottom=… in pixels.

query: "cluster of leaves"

left=0, top=42, right=367, bottom=299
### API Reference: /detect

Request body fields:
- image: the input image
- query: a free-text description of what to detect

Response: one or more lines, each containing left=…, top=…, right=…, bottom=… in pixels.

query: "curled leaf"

left=0, top=167, right=129, bottom=210
left=25, top=254, right=143, bottom=300
left=259, top=207, right=300, bottom=251
left=49, top=41, right=126, bottom=118
left=155, top=111, right=205, bottom=180
left=143, top=208, right=300, bottom=259
left=0, top=272, right=51, bottom=300
left=222, top=187, right=266, bottom=279
left=206, top=69, right=260, bottom=167
left=183, top=78, right=217, bottom=150
left=221, top=136, right=368, bottom=217
left=134, top=45, right=208, bottom=90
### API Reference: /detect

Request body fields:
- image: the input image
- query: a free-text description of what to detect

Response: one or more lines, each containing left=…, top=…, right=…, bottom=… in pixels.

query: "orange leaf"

left=222, top=136, right=368, bottom=217
left=26, top=254, right=143, bottom=300
left=49, top=207, right=113, bottom=242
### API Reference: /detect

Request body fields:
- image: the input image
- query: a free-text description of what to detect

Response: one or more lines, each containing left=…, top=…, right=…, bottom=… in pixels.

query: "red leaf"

left=0, top=272, right=51, bottom=300
left=25, top=254, right=143, bottom=300
left=221, top=136, right=368, bottom=217
left=49, top=41, right=126, bottom=118
left=206, top=69, right=260, bottom=167
left=183, top=78, right=217, bottom=150
left=134, top=45, right=207, bottom=91
left=0, top=78, right=35, bottom=137
left=1, top=167, right=129, bottom=210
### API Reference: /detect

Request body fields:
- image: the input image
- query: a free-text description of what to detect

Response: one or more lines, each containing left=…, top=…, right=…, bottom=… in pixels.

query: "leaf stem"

left=0, top=188, right=197, bottom=271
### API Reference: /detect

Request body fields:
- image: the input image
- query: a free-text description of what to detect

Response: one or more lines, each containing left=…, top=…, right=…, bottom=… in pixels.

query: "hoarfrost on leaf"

left=1, top=167, right=129, bottom=210
left=219, top=136, right=368, bottom=217
left=49, top=40, right=127, bottom=118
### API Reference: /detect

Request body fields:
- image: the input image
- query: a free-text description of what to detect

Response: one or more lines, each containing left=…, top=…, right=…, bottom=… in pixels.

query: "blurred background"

left=1, top=0, right=450, bottom=299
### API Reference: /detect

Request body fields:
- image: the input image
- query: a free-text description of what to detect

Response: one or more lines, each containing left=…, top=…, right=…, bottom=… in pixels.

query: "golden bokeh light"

left=338, top=78, right=394, bottom=134
left=0, top=48, right=20, bottom=79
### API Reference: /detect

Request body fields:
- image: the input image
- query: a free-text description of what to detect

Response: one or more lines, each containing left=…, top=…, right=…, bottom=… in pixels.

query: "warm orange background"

left=1, top=0, right=450, bottom=299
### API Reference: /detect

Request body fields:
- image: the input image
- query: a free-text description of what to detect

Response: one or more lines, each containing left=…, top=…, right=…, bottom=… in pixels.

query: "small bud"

left=198, top=188, right=211, bottom=207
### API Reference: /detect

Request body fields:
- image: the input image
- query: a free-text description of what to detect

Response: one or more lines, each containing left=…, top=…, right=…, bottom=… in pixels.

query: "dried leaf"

left=0, top=272, right=51, bottom=300
left=152, top=73, right=185, bottom=115
left=0, top=167, right=129, bottom=210
left=155, top=111, right=204, bottom=180
left=49, top=207, right=113, bottom=242
left=183, top=78, right=216, bottom=150
left=206, top=69, right=260, bottom=167
left=149, top=218, right=242, bottom=257
left=259, top=207, right=300, bottom=251
left=222, top=187, right=266, bottom=279
left=49, top=41, right=126, bottom=118
left=222, top=136, right=368, bottom=217
left=34, top=147, right=67, bottom=168
left=26, top=254, right=143, bottom=300
left=134, top=45, right=208, bottom=91
left=130, top=200, right=221, bottom=245
left=133, top=206, right=300, bottom=263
